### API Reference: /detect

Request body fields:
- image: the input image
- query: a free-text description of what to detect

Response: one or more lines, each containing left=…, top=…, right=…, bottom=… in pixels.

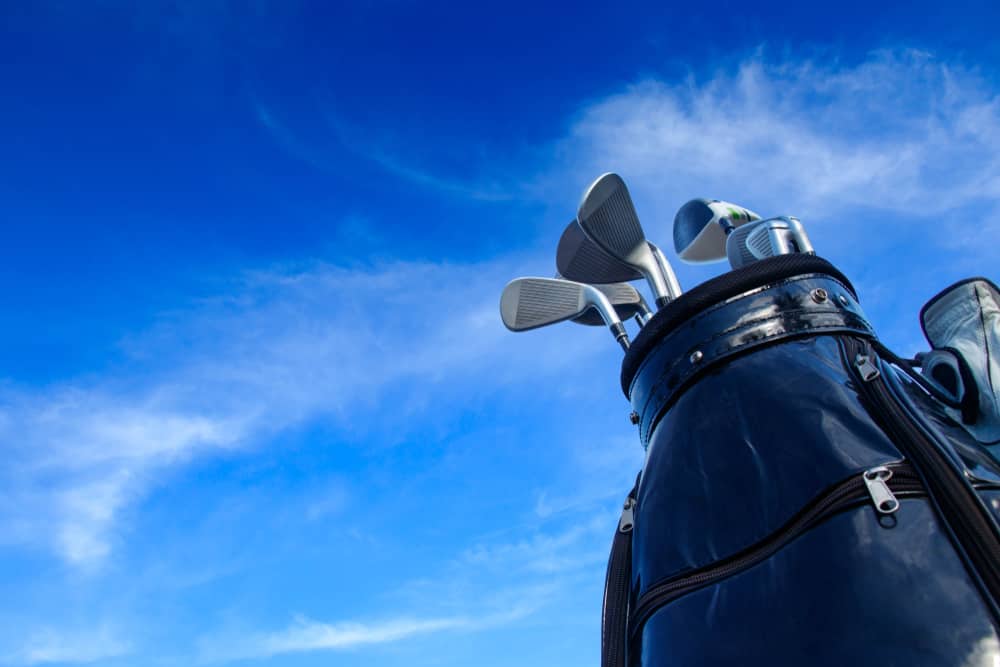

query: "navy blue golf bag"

left=602, top=254, right=1000, bottom=667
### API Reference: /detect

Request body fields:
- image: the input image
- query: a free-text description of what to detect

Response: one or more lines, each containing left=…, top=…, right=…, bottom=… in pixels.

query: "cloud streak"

left=6, top=46, right=1000, bottom=666
left=7, top=625, right=129, bottom=665
left=541, top=50, right=1000, bottom=252
left=0, top=257, right=609, bottom=566
left=256, top=104, right=514, bottom=201
left=197, top=605, right=538, bottom=663
left=12, top=47, right=998, bottom=574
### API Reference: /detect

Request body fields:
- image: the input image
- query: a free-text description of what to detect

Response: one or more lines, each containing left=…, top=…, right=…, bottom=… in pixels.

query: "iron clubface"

left=576, top=173, right=676, bottom=308
left=500, top=276, right=630, bottom=351
left=555, top=220, right=673, bottom=322
left=556, top=219, right=643, bottom=284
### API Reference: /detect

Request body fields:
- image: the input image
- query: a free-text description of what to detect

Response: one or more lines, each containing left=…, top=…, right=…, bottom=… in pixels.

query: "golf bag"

left=602, top=254, right=1000, bottom=667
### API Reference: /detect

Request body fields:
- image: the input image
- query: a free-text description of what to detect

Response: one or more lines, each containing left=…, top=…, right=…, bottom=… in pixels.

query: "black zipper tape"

left=629, top=462, right=924, bottom=639
left=603, top=485, right=637, bottom=667
left=843, top=336, right=1000, bottom=622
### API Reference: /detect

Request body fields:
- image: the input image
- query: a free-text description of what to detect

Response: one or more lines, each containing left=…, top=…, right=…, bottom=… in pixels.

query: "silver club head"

left=673, top=198, right=761, bottom=263
left=556, top=219, right=643, bottom=284
left=500, top=276, right=630, bottom=351
left=576, top=173, right=675, bottom=308
left=725, top=216, right=815, bottom=269
left=568, top=281, right=652, bottom=327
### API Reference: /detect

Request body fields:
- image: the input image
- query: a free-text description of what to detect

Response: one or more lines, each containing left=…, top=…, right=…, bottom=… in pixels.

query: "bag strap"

left=602, top=474, right=640, bottom=667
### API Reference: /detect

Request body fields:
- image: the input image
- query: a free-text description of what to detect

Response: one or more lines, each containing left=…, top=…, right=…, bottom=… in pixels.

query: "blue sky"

left=1, top=1, right=1000, bottom=665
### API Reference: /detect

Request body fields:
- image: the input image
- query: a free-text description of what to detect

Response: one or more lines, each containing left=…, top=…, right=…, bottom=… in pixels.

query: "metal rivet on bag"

left=689, top=350, right=703, bottom=364
left=811, top=288, right=828, bottom=303
left=629, top=411, right=640, bottom=425
left=838, top=294, right=849, bottom=306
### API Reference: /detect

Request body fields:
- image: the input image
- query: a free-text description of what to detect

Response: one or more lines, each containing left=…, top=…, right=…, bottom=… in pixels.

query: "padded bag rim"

left=621, top=254, right=856, bottom=393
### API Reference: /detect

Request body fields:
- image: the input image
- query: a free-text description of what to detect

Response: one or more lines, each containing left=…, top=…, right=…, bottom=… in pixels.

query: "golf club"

left=725, top=216, right=815, bottom=269
left=500, top=277, right=631, bottom=351
left=556, top=219, right=643, bottom=284
left=564, top=280, right=652, bottom=327
left=649, top=243, right=682, bottom=301
left=673, top=198, right=761, bottom=263
left=576, top=173, right=677, bottom=309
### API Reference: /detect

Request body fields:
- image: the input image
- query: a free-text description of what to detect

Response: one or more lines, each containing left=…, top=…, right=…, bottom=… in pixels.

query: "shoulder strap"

left=602, top=475, right=640, bottom=667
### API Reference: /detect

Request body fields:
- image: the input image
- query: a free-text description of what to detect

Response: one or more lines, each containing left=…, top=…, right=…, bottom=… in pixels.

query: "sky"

left=1, top=1, right=1000, bottom=665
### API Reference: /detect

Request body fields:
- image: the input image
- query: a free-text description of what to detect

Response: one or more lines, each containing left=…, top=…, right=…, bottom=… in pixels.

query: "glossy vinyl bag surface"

left=619, top=255, right=1000, bottom=667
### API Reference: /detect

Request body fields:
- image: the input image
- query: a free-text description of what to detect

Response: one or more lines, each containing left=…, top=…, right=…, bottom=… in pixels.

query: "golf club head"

left=568, top=281, right=651, bottom=327
left=725, top=216, right=815, bottom=269
left=556, top=219, right=643, bottom=284
left=576, top=173, right=671, bottom=307
left=673, top=198, right=761, bottom=263
left=500, top=276, right=630, bottom=350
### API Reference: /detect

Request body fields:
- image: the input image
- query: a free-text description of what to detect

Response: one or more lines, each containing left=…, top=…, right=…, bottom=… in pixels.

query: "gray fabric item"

left=921, top=279, right=1000, bottom=444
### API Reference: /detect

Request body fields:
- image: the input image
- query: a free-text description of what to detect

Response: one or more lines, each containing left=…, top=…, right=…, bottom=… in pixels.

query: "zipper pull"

left=863, top=466, right=900, bottom=514
left=619, top=497, right=636, bottom=533
left=855, top=353, right=881, bottom=381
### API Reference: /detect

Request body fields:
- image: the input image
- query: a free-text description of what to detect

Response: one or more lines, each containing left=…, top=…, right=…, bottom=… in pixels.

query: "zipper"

left=843, top=336, right=1000, bottom=618
left=604, top=488, right=639, bottom=667
left=629, top=462, right=924, bottom=638
left=862, top=466, right=901, bottom=514
left=619, top=497, right=636, bottom=533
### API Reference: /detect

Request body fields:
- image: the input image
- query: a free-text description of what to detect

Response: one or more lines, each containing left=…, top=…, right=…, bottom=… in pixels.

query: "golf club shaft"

left=649, top=243, right=682, bottom=306
left=582, top=284, right=631, bottom=351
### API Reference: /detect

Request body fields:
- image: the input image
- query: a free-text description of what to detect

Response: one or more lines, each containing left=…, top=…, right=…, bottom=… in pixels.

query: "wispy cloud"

left=462, top=515, right=611, bottom=575
left=256, top=104, right=515, bottom=201
left=457, top=438, right=640, bottom=579
left=8, top=46, right=1000, bottom=666
left=539, top=50, right=1000, bottom=254
left=192, top=431, right=632, bottom=663
left=362, top=147, right=513, bottom=202
left=0, top=257, right=608, bottom=566
left=7, top=625, right=129, bottom=665
left=257, top=50, right=1000, bottom=257
left=198, top=605, right=537, bottom=663
left=533, top=434, right=642, bottom=519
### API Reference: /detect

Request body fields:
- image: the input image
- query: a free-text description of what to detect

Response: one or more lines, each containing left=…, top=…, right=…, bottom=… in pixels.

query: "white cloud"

left=257, top=104, right=514, bottom=201
left=541, top=50, right=1000, bottom=257
left=0, top=257, right=611, bottom=566
left=200, top=614, right=468, bottom=662
left=55, top=472, right=132, bottom=564
left=8, top=626, right=129, bottom=665
left=462, top=516, right=611, bottom=575
left=198, top=605, right=536, bottom=663
left=7, top=49, right=1000, bottom=665
left=533, top=433, right=643, bottom=520
left=255, top=49, right=1000, bottom=260
left=357, top=142, right=513, bottom=202
left=0, top=389, right=249, bottom=566
left=190, top=424, right=629, bottom=663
